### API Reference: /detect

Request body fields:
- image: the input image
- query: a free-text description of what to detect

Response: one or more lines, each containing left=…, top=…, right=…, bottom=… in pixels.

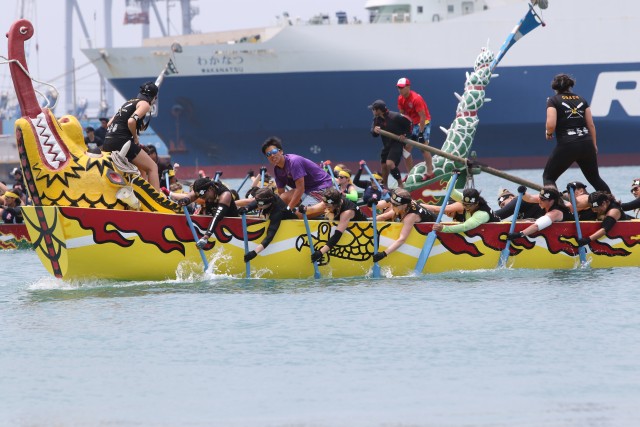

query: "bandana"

left=3, top=191, right=19, bottom=199
left=390, top=191, right=411, bottom=206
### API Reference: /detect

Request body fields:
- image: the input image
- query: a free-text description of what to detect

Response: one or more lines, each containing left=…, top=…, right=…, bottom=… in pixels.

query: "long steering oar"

left=568, top=185, right=588, bottom=265
left=183, top=206, right=209, bottom=272
left=302, top=211, right=321, bottom=279
left=213, top=171, right=222, bottom=182
left=414, top=171, right=460, bottom=274
left=497, top=187, right=525, bottom=268
left=378, top=129, right=542, bottom=192
left=371, top=199, right=381, bottom=278
left=361, top=162, right=390, bottom=201
left=241, top=211, right=250, bottom=278
left=236, top=170, right=254, bottom=193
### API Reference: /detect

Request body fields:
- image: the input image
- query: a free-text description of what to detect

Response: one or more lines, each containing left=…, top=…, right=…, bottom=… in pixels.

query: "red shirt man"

left=397, top=77, right=434, bottom=179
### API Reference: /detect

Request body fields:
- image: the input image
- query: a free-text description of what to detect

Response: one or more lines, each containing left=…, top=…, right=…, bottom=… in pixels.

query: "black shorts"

left=102, top=138, right=142, bottom=162
left=381, top=141, right=403, bottom=166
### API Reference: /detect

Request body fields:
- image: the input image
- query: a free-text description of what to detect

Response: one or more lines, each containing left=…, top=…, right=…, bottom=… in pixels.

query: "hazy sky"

left=0, top=0, right=368, bottom=116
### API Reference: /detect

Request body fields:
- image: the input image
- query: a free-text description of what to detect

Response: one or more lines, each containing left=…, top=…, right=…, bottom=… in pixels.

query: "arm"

left=128, top=101, right=150, bottom=143
left=380, top=213, right=419, bottom=256
left=545, top=106, right=556, bottom=141
left=420, top=201, right=463, bottom=219
left=519, top=210, right=563, bottom=237
left=288, top=177, right=306, bottom=209
left=345, top=185, right=359, bottom=202
left=440, top=211, right=490, bottom=233
left=585, top=210, right=622, bottom=243
left=317, top=210, right=354, bottom=255
left=621, top=197, right=640, bottom=212
left=585, top=107, right=597, bottom=153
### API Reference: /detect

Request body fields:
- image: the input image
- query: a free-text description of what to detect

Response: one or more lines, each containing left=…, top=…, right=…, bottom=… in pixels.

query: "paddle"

left=260, top=166, right=266, bottom=187
left=377, top=129, right=542, bottom=192
left=213, top=171, right=222, bottom=182
left=371, top=199, right=381, bottom=278
left=497, top=187, right=525, bottom=268
left=361, top=162, right=390, bottom=201
left=236, top=170, right=254, bottom=193
left=323, top=160, right=341, bottom=191
left=414, top=171, right=460, bottom=274
left=302, top=211, right=321, bottom=279
left=241, top=211, right=250, bottom=278
left=568, top=185, right=588, bottom=265
left=183, top=206, right=209, bottom=272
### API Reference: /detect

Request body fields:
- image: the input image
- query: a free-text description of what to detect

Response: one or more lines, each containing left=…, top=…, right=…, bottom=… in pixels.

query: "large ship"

left=83, top=0, right=640, bottom=177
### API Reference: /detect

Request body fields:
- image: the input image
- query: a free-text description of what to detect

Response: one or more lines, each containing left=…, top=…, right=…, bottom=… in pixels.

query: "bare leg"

left=133, top=150, right=160, bottom=190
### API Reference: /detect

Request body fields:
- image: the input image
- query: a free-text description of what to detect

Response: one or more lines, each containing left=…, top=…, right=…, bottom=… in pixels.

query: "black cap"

left=568, top=181, right=587, bottom=190
left=193, top=177, right=213, bottom=196
left=11, top=167, right=21, bottom=175
left=462, top=188, right=480, bottom=204
left=539, top=187, right=560, bottom=201
left=368, top=99, right=387, bottom=111
left=85, top=126, right=95, bottom=133
left=99, top=117, right=109, bottom=123
left=139, top=81, right=159, bottom=98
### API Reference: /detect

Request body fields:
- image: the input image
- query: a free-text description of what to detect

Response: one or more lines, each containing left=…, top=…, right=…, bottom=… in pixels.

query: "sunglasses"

left=631, top=187, right=640, bottom=194
left=265, top=148, right=279, bottom=158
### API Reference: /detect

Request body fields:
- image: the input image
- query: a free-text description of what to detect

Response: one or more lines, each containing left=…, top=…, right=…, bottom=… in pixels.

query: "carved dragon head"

left=7, top=19, right=180, bottom=213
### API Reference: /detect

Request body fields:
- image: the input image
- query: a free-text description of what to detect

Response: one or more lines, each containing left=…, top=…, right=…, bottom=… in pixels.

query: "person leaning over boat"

left=397, top=77, right=434, bottom=180
left=305, top=187, right=368, bottom=264
left=494, top=188, right=545, bottom=221
left=620, top=178, right=640, bottom=218
left=102, top=81, right=161, bottom=191
left=563, top=181, right=598, bottom=221
left=1, top=190, right=23, bottom=224
left=239, top=187, right=299, bottom=262
left=353, top=161, right=387, bottom=205
left=543, top=73, right=610, bottom=193
left=372, top=188, right=436, bottom=263
left=262, top=136, right=333, bottom=209
left=420, top=199, right=465, bottom=222
left=506, top=186, right=573, bottom=241
left=176, top=177, right=239, bottom=249
left=369, top=99, right=412, bottom=188
left=432, top=188, right=500, bottom=235
left=577, top=191, right=631, bottom=248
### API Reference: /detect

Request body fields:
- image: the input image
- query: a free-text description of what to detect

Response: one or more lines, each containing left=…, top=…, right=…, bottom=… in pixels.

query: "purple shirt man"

left=262, top=137, right=333, bottom=208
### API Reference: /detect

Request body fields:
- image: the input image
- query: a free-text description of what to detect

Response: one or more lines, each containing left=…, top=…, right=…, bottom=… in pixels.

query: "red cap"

left=396, top=77, right=411, bottom=88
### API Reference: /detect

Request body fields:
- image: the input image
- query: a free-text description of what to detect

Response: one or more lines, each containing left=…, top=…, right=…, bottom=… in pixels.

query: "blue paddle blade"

left=183, top=206, right=209, bottom=272
left=498, top=192, right=524, bottom=268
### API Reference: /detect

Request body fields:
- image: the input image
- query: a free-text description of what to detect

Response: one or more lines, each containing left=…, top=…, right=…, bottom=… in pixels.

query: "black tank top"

left=105, top=98, right=146, bottom=143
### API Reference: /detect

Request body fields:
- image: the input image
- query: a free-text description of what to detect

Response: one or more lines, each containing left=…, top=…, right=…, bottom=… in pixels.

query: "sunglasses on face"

left=631, top=187, right=640, bottom=194
left=265, top=148, right=279, bottom=158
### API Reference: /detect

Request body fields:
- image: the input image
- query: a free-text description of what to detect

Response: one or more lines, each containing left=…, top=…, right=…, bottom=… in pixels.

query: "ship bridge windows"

left=368, top=4, right=411, bottom=23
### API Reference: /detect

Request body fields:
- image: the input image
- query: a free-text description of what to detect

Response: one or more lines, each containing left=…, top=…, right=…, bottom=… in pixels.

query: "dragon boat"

left=7, top=11, right=640, bottom=281
left=0, top=223, right=30, bottom=250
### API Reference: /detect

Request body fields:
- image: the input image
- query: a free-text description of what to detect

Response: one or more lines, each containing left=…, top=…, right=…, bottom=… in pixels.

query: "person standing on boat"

left=369, top=99, right=412, bottom=188
left=432, top=188, right=499, bottom=234
left=102, top=81, right=161, bottom=191
left=308, top=187, right=368, bottom=264
left=180, top=177, right=239, bottom=249
left=506, top=187, right=573, bottom=241
left=372, top=188, right=436, bottom=263
left=262, top=136, right=333, bottom=209
left=239, top=187, right=299, bottom=262
left=396, top=77, right=434, bottom=180
left=543, top=74, right=610, bottom=193
left=576, top=191, right=630, bottom=248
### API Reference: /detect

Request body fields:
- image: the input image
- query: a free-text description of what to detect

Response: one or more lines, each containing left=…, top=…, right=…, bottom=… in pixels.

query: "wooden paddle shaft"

left=377, top=129, right=543, bottom=192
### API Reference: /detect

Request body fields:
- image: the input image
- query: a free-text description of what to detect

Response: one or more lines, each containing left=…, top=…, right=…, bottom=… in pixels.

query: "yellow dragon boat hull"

left=21, top=205, right=640, bottom=281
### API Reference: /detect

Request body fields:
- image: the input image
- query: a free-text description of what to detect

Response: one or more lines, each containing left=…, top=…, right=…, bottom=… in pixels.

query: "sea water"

left=1, top=166, right=639, bottom=427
